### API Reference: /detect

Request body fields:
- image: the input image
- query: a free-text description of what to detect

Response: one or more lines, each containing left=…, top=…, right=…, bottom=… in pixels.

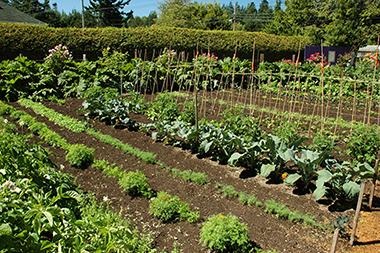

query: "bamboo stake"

left=334, top=74, right=344, bottom=135
left=367, top=36, right=380, bottom=125
left=350, top=181, right=366, bottom=246
left=351, top=82, right=357, bottom=133
left=320, top=41, right=325, bottom=130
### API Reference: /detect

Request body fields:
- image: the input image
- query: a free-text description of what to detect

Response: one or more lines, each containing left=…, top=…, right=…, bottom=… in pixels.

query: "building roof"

left=358, top=45, right=380, bottom=52
left=0, top=1, right=46, bottom=25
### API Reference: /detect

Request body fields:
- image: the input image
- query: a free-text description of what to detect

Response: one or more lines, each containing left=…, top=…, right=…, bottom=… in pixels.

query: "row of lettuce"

left=0, top=101, right=280, bottom=253
left=1, top=48, right=379, bottom=104
left=81, top=88, right=378, bottom=203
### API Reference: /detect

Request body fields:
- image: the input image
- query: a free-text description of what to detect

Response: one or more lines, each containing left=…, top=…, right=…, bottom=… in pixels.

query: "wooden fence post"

left=369, top=158, right=379, bottom=209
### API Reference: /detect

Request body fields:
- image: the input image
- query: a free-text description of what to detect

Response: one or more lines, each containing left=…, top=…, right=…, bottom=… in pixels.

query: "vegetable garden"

left=1, top=43, right=379, bottom=253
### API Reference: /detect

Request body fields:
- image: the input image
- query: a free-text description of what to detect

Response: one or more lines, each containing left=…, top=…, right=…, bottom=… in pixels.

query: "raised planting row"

left=1, top=102, right=199, bottom=224
left=2, top=101, right=290, bottom=253
left=6, top=100, right=336, bottom=252
left=16, top=98, right=330, bottom=228
left=0, top=116, right=157, bottom=252
left=170, top=90, right=380, bottom=135
left=79, top=90, right=376, bottom=205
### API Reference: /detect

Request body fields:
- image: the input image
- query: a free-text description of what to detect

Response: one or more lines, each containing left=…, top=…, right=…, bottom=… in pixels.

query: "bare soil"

left=12, top=98, right=363, bottom=252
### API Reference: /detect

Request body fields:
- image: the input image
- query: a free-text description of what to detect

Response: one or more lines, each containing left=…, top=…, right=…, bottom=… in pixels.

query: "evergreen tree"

left=86, top=0, right=133, bottom=27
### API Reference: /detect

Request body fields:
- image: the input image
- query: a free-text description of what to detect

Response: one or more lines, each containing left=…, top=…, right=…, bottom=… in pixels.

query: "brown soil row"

left=26, top=99, right=353, bottom=252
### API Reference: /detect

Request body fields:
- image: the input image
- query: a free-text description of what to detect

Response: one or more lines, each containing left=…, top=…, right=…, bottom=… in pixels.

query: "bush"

left=200, top=214, right=251, bottom=252
left=119, top=171, right=153, bottom=198
left=347, top=125, right=380, bottom=164
left=66, top=144, right=95, bottom=168
left=0, top=23, right=309, bottom=61
left=149, top=191, right=199, bottom=223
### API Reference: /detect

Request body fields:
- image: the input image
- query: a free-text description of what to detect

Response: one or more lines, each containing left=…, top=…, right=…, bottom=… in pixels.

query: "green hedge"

left=0, top=23, right=310, bottom=60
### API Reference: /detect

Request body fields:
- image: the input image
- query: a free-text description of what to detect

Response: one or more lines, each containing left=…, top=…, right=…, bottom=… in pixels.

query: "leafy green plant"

left=216, top=184, right=262, bottom=208
left=238, top=192, right=262, bottom=207
left=66, top=144, right=95, bottom=169
left=272, top=121, right=303, bottom=146
left=169, top=168, right=208, bottom=185
left=285, top=150, right=326, bottom=191
left=149, top=192, right=199, bottom=223
left=179, top=100, right=195, bottom=124
left=311, top=130, right=336, bottom=153
left=0, top=122, right=157, bottom=253
left=264, top=200, right=324, bottom=229
left=200, top=214, right=251, bottom=253
left=347, top=125, right=380, bottom=164
left=313, top=160, right=375, bottom=201
left=119, top=171, right=153, bottom=198
left=147, top=93, right=179, bottom=122
left=260, top=135, right=294, bottom=181
left=82, top=90, right=136, bottom=129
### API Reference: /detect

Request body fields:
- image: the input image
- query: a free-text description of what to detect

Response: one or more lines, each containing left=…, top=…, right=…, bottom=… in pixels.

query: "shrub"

left=149, top=191, right=199, bottom=223
left=0, top=23, right=309, bottom=61
left=119, top=171, right=153, bottom=198
left=200, top=214, right=251, bottom=252
left=66, top=144, right=95, bottom=168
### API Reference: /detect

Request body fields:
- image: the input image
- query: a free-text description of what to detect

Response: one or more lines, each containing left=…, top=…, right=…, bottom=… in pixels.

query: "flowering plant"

left=45, top=44, right=72, bottom=61
left=45, top=44, right=73, bottom=74
left=307, top=52, right=328, bottom=67
left=363, top=52, right=380, bottom=68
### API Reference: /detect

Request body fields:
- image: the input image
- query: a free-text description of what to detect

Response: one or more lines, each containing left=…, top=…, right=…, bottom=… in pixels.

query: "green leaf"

left=313, top=186, right=327, bottom=201
left=228, top=152, right=244, bottom=166
left=43, top=211, right=54, bottom=227
left=0, top=223, right=12, bottom=236
left=284, top=174, right=302, bottom=186
left=316, top=169, right=333, bottom=188
left=260, top=164, right=276, bottom=178
left=343, top=181, right=360, bottom=198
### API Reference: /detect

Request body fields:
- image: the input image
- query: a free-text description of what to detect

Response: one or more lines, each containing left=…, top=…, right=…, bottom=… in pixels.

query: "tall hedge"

left=0, top=23, right=310, bottom=60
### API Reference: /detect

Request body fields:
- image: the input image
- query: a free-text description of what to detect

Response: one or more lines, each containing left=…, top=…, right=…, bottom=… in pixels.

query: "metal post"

left=233, top=0, right=237, bottom=31
left=81, top=0, right=85, bottom=28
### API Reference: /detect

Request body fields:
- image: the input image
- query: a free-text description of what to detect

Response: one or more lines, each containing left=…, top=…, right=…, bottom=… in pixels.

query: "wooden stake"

left=350, top=181, right=366, bottom=246
left=330, top=228, right=340, bottom=253
left=369, top=158, right=379, bottom=210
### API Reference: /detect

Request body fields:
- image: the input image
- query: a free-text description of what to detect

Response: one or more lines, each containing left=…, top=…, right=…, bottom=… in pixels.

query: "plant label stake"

left=349, top=181, right=366, bottom=246
left=330, top=228, right=340, bottom=253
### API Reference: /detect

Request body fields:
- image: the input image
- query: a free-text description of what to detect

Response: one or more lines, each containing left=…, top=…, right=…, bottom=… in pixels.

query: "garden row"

left=77, top=88, right=377, bottom=204
left=1, top=101, right=340, bottom=253
left=2, top=100, right=332, bottom=251
left=168, top=90, right=380, bottom=164
left=1, top=49, right=379, bottom=104
left=0, top=114, right=157, bottom=252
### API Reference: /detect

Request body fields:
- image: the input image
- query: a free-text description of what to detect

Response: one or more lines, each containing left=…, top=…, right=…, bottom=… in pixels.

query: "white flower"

left=3, top=119, right=8, bottom=124
left=1, top=180, right=21, bottom=193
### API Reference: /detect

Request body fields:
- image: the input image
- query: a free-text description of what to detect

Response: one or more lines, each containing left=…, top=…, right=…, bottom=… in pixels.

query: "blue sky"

left=57, top=0, right=277, bottom=17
